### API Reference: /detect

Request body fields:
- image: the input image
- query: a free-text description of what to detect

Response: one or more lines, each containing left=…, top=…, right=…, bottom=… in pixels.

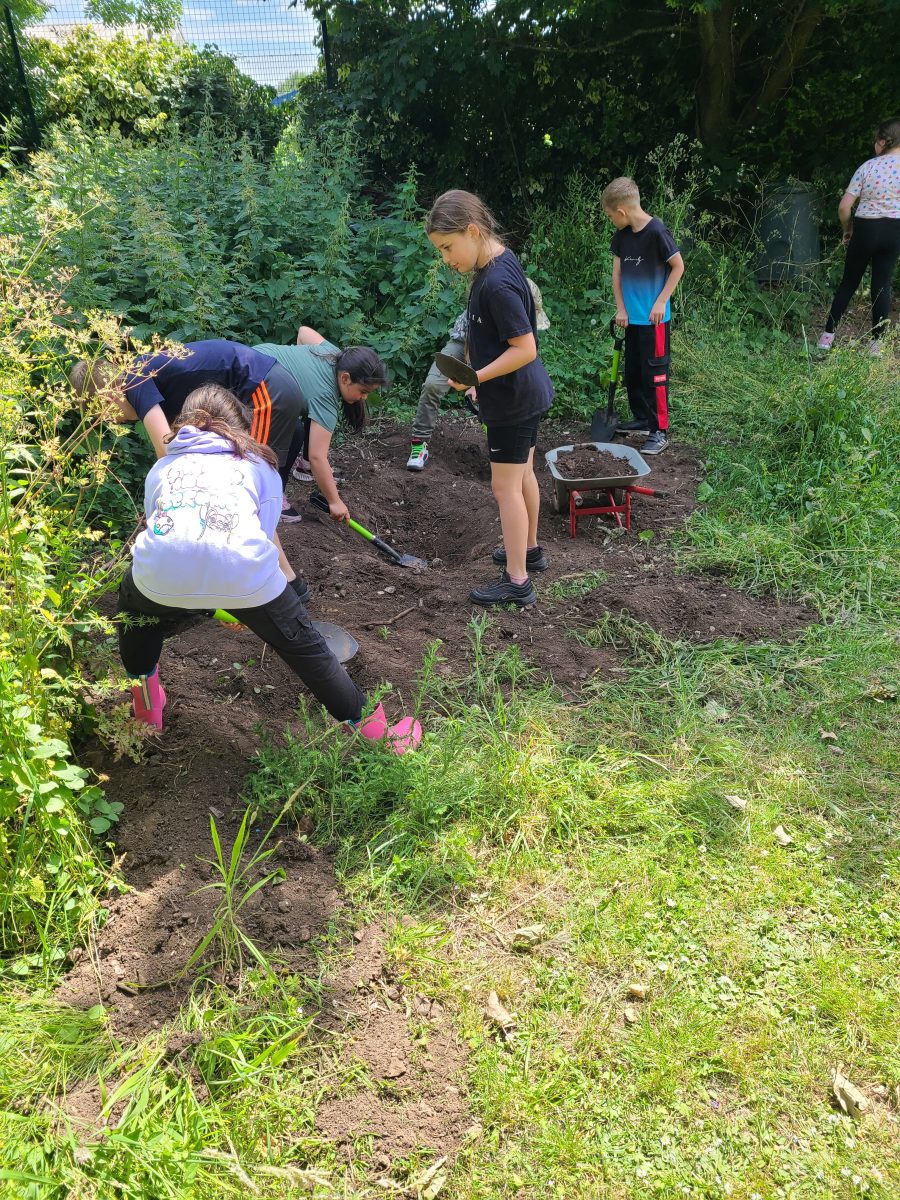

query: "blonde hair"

left=426, top=189, right=504, bottom=243
left=70, top=358, right=113, bottom=399
left=601, top=177, right=641, bottom=210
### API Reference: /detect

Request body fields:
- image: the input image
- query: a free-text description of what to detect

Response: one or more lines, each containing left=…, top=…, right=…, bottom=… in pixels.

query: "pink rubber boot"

left=130, top=667, right=166, bottom=730
left=352, top=702, right=422, bottom=756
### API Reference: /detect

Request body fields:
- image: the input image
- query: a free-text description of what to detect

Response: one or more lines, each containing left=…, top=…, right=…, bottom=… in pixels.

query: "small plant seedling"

left=185, top=809, right=284, bottom=977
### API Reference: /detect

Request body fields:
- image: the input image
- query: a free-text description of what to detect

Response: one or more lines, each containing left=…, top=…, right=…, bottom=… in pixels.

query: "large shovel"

left=589, top=319, right=626, bottom=443
left=309, top=492, right=428, bottom=571
left=213, top=609, right=359, bottom=662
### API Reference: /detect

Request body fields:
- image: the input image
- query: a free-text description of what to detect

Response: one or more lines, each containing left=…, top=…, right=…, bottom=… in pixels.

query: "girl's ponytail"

left=170, top=384, right=279, bottom=468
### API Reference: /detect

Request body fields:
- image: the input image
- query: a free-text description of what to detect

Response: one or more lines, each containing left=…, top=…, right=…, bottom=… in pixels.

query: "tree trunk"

left=696, top=1, right=736, bottom=147
left=739, top=0, right=824, bottom=128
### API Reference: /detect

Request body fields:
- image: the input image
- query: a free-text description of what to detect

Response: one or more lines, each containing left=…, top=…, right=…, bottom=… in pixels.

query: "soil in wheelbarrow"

left=555, top=446, right=635, bottom=479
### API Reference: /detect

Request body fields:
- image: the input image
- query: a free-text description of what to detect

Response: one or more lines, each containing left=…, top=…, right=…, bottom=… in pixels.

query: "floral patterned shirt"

left=847, top=154, right=900, bottom=219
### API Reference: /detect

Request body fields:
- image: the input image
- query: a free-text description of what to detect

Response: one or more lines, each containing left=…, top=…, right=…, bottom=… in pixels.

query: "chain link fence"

left=31, top=0, right=323, bottom=89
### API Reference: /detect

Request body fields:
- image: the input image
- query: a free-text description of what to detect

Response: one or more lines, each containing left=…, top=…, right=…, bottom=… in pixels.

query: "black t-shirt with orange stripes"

left=124, top=340, right=277, bottom=424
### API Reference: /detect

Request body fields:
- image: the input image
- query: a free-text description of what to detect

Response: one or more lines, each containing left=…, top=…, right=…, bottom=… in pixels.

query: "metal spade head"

left=434, top=351, right=479, bottom=389
left=311, top=619, right=359, bottom=663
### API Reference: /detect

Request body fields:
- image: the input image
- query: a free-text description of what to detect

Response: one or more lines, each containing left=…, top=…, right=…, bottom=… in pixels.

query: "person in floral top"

left=818, top=117, right=900, bottom=354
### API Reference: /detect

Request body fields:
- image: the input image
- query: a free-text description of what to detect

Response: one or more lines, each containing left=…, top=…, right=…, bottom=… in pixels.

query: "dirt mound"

left=276, top=418, right=812, bottom=698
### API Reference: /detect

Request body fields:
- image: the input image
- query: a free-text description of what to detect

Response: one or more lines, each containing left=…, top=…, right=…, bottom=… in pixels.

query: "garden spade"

left=590, top=319, right=626, bottom=442
left=434, top=351, right=479, bottom=389
left=309, top=492, right=428, bottom=571
left=213, top=609, right=358, bottom=662
left=434, top=351, right=480, bottom=416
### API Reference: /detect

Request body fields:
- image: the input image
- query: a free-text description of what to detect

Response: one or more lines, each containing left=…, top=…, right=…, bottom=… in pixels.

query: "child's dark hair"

left=425, top=189, right=504, bottom=243
left=322, top=346, right=388, bottom=432
left=874, top=117, right=900, bottom=150
left=169, top=385, right=278, bottom=468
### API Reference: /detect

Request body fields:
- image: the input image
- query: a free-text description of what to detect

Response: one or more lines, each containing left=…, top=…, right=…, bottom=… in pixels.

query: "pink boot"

left=352, top=702, right=422, bottom=756
left=130, top=667, right=166, bottom=730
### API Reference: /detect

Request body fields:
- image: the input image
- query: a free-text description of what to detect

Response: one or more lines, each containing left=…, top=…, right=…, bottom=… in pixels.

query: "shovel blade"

left=589, top=408, right=618, bottom=442
left=398, top=554, right=428, bottom=571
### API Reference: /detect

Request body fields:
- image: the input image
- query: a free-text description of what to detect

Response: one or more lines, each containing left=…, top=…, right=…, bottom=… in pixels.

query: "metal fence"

left=31, top=0, right=323, bottom=89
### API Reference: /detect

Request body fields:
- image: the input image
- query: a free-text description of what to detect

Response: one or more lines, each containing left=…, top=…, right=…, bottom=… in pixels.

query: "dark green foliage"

left=308, top=0, right=897, bottom=220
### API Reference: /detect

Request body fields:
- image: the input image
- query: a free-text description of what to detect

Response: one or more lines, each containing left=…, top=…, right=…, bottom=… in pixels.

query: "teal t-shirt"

left=253, top=341, right=341, bottom=433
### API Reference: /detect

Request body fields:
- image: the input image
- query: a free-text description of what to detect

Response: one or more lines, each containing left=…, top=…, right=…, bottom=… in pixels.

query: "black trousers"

left=281, top=416, right=312, bottom=487
left=826, top=217, right=900, bottom=336
left=117, top=569, right=364, bottom=722
left=624, top=322, right=670, bottom=433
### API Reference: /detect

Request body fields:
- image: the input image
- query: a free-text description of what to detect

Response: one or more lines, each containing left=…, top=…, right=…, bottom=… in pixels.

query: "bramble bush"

left=0, top=245, right=147, bottom=969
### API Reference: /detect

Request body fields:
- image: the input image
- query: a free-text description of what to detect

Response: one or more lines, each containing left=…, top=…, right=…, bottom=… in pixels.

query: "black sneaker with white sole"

left=280, top=497, right=302, bottom=523
left=491, top=544, right=549, bottom=572
left=616, top=418, right=649, bottom=433
left=469, top=572, right=536, bottom=608
left=641, top=431, right=669, bottom=455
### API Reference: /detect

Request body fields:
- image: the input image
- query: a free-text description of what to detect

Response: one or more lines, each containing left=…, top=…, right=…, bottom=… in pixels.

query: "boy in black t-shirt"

left=601, top=177, right=685, bottom=455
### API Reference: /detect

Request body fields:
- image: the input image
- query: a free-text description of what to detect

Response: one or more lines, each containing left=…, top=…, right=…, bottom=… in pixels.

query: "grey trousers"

left=411, top=338, right=465, bottom=442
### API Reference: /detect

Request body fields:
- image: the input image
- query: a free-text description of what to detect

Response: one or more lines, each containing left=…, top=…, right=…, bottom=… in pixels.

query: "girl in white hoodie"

left=117, top=386, right=420, bottom=754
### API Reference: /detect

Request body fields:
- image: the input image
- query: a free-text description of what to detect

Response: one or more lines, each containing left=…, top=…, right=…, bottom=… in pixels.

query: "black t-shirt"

left=467, top=250, right=554, bottom=426
left=124, top=340, right=277, bottom=422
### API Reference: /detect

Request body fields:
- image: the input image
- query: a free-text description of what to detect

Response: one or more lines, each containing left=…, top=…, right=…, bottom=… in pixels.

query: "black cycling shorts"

left=485, top=414, right=542, bottom=464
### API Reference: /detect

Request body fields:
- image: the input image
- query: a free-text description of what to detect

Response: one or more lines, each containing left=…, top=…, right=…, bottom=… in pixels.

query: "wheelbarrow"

left=545, top=442, right=665, bottom=537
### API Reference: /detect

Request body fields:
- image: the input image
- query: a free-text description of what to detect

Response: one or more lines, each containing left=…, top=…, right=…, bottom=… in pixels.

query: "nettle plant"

left=0, top=239, right=147, bottom=970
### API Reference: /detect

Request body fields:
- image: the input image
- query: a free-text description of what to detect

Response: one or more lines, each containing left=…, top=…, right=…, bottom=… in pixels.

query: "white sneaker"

left=868, top=340, right=883, bottom=357
left=406, top=442, right=429, bottom=471
left=816, top=332, right=835, bottom=350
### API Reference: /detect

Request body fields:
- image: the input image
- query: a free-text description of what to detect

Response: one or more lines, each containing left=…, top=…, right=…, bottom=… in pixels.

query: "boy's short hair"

left=70, top=358, right=112, bottom=399
left=601, top=177, right=641, bottom=210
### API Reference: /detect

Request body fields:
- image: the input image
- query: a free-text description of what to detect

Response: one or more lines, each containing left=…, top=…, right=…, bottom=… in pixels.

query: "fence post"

left=3, top=5, right=40, bottom=147
left=319, top=10, right=336, bottom=90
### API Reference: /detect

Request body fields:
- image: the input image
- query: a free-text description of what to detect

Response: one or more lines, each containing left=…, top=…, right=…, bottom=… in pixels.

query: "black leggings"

left=117, top=569, right=364, bottom=722
left=281, top=417, right=312, bottom=486
left=826, top=217, right=900, bottom=336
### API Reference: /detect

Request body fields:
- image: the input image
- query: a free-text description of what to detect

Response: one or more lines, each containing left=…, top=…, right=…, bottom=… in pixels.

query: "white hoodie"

left=131, top=426, right=286, bottom=609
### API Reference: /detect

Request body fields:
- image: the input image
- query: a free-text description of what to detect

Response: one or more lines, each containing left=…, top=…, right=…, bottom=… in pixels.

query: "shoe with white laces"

left=406, top=442, right=429, bottom=471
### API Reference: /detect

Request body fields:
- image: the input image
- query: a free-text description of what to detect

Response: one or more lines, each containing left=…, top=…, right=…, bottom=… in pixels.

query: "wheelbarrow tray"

left=545, top=442, right=650, bottom=512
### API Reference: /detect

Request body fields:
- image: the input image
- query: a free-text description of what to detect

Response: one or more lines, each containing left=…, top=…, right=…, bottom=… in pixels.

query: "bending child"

left=253, top=329, right=388, bottom=522
left=601, top=177, right=684, bottom=455
left=71, top=338, right=310, bottom=598
left=426, top=190, right=554, bottom=608
left=116, top=386, right=420, bottom=755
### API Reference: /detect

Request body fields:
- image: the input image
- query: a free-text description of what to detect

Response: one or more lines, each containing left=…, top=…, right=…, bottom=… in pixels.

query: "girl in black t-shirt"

left=426, top=190, right=554, bottom=608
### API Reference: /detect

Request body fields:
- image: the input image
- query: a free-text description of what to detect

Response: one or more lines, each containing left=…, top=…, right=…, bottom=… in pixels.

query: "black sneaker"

left=491, top=544, right=548, bottom=572
left=617, top=418, right=649, bottom=433
left=280, top=496, right=302, bottom=523
left=289, top=575, right=311, bottom=606
left=470, top=573, right=536, bottom=608
left=641, top=431, right=669, bottom=455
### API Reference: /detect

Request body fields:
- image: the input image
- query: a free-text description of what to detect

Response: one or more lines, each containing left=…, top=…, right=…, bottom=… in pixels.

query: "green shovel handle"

left=346, top=516, right=375, bottom=541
